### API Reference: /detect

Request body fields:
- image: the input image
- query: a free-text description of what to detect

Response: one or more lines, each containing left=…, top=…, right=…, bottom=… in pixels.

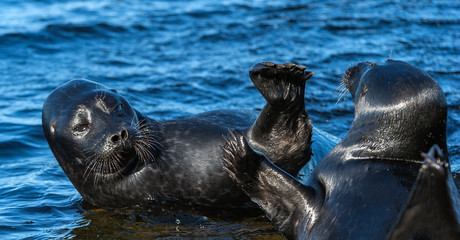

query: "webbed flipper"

left=246, top=62, right=314, bottom=176
left=222, top=129, right=322, bottom=239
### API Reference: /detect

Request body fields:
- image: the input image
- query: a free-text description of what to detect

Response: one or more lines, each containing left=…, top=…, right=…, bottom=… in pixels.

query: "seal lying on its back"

left=42, top=62, right=314, bottom=208
left=222, top=60, right=460, bottom=239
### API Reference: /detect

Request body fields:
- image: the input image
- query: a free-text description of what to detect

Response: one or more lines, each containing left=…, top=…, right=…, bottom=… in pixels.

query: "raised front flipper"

left=222, top=129, right=322, bottom=240
left=388, top=145, right=460, bottom=240
left=246, top=62, right=314, bottom=176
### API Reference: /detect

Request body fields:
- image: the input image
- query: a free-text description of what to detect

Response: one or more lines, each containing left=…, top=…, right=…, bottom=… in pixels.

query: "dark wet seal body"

left=42, top=62, right=314, bottom=208
left=222, top=60, right=460, bottom=239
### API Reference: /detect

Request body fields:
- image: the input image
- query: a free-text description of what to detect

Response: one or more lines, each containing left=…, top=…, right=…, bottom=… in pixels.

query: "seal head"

left=342, top=59, right=447, bottom=160
left=43, top=80, right=159, bottom=192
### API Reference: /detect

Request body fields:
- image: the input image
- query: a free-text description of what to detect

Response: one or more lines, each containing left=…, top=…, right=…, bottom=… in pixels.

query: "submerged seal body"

left=42, top=62, right=315, bottom=208
left=222, top=60, right=460, bottom=239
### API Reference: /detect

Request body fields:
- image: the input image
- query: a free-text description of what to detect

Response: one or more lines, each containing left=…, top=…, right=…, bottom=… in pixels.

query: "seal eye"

left=73, top=124, right=89, bottom=133
left=116, top=103, right=123, bottom=112
left=114, top=103, right=125, bottom=115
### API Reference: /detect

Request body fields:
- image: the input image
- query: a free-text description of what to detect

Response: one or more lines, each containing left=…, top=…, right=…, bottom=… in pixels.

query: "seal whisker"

left=90, top=156, right=104, bottom=186
left=109, top=152, right=123, bottom=177
left=135, top=143, right=150, bottom=165
left=139, top=134, right=164, bottom=150
left=96, top=154, right=107, bottom=182
left=336, top=89, right=349, bottom=104
left=83, top=151, right=102, bottom=183
left=135, top=138, right=158, bottom=164
left=82, top=147, right=126, bottom=185
left=134, top=145, right=146, bottom=165
left=107, top=153, right=118, bottom=174
left=335, top=79, right=346, bottom=92
left=336, top=79, right=349, bottom=104
left=130, top=116, right=137, bottom=130
left=135, top=120, right=165, bottom=151
left=135, top=118, right=148, bottom=130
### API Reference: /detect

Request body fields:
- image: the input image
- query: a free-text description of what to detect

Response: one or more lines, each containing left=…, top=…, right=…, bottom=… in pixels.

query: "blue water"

left=1, top=0, right=459, bottom=239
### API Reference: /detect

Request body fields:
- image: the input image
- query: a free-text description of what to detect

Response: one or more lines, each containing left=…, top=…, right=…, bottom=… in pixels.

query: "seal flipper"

left=388, top=145, right=460, bottom=240
left=247, top=62, right=314, bottom=176
left=222, top=130, right=322, bottom=239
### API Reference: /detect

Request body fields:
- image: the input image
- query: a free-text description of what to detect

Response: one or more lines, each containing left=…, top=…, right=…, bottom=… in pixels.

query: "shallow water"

left=1, top=0, right=459, bottom=239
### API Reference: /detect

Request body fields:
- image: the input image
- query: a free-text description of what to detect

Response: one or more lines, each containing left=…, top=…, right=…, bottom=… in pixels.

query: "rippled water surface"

left=1, top=0, right=459, bottom=239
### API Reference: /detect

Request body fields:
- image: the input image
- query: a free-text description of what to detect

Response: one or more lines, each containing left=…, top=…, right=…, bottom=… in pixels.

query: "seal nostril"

left=121, top=129, right=128, bottom=140
left=111, top=134, right=120, bottom=143
left=111, top=130, right=128, bottom=144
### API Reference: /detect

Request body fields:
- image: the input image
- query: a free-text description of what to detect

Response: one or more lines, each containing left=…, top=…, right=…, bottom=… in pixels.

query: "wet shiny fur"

left=223, top=60, right=460, bottom=239
left=42, top=62, right=315, bottom=208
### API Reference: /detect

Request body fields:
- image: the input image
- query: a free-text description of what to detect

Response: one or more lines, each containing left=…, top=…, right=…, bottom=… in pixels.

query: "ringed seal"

left=43, top=62, right=315, bottom=208
left=222, top=60, right=460, bottom=239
